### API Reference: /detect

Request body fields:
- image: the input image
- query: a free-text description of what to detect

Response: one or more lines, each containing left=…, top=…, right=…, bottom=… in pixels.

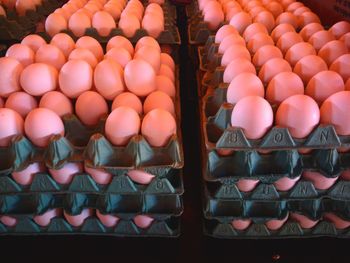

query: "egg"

left=50, top=33, right=75, bottom=59
left=270, top=23, right=295, bottom=43
left=0, top=216, right=17, bottom=227
left=5, top=92, right=37, bottom=118
left=103, top=3, right=122, bottom=20
left=59, top=60, right=93, bottom=98
left=320, top=91, right=350, bottom=135
left=54, top=8, right=70, bottom=21
left=293, top=6, right=311, bottom=16
left=155, top=75, right=176, bottom=98
left=298, top=11, right=321, bottom=28
left=133, top=215, right=154, bottom=229
left=290, top=213, right=318, bottom=229
left=104, top=48, right=131, bottom=68
left=0, top=108, right=24, bottom=147
left=218, top=34, right=245, bottom=54
left=24, top=108, right=65, bottom=147
left=124, top=59, right=156, bottom=97
left=221, top=45, right=251, bottom=67
left=142, top=14, right=164, bottom=38
left=92, top=11, right=116, bottom=37
left=285, top=42, right=316, bottom=67
left=160, top=53, right=175, bottom=72
left=15, top=0, right=36, bottom=16
left=21, top=34, right=46, bottom=52
left=303, top=171, right=338, bottom=190
left=20, top=63, right=57, bottom=96
left=64, top=209, right=93, bottom=227
left=84, top=164, right=112, bottom=185
left=253, top=11, right=275, bottom=33
left=308, top=30, right=335, bottom=51
left=265, top=215, right=288, bottom=230
left=39, top=91, right=73, bottom=117
left=45, top=13, right=67, bottom=37
left=112, top=92, right=142, bottom=114
left=135, top=36, right=161, bottom=52
left=340, top=32, right=350, bottom=50
left=118, top=15, right=140, bottom=38
left=0, top=57, right=23, bottom=97
left=330, top=54, right=350, bottom=82
left=248, top=6, right=265, bottom=18
left=6, top=43, right=35, bottom=67
left=223, top=58, right=256, bottom=83
left=276, top=31, right=303, bottom=54
left=306, top=71, right=344, bottom=104
left=215, top=25, right=239, bottom=43
left=229, top=12, right=252, bottom=34
left=141, top=108, right=176, bottom=147
left=293, top=55, right=328, bottom=84
left=276, top=12, right=298, bottom=29
left=68, top=12, right=91, bottom=37
left=318, top=40, right=348, bottom=66
left=68, top=48, right=98, bottom=68
left=247, top=32, right=274, bottom=54
left=276, top=95, right=320, bottom=138
left=329, top=21, right=350, bottom=39
left=143, top=91, right=175, bottom=116
left=252, top=46, right=282, bottom=69
left=75, top=36, right=103, bottom=61
left=2, top=0, right=16, bottom=10
left=324, top=213, right=350, bottom=230
left=35, top=44, right=66, bottom=71
left=33, top=209, right=61, bottom=227
left=236, top=179, right=260, bottom=192
left=231, top=219, right=251, bottom=230
left=273, top=176, right=300, bottom=191
left=49, top=162, right=83, bottom=184
left=127, top=169, right=155, bottom=184
left=203, top=5, right=224, bottom=30
left=346, top=79, right=350, bottom=91
left=226, top=6, right=244, bottom=21
left=299, top=22, right=324, bottom=41
left=106, top=36, right=134, bottom=55
left=134, top=46, right=161, bottom=73
left=265, top=2, right=283, bottom=18
left=259, top=58, right=292, bottom=84
left=96, top=210, right=119, bottom=227
left=105, top=106, right=140, bottom=146
left=243, top=23, right=269, bottom=42
left=266, top=72, right=304, bottom=105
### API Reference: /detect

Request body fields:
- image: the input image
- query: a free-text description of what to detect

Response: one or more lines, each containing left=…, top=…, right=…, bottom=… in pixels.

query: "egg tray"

left=0, top=214, right=180, bottom=237
left=184, top=0, right=199, bottom=19
left=187, top=15, right=222, bottom=46
left=204, top=217, right=350, bottom=239
left=0, top=0, right=65, bottom=42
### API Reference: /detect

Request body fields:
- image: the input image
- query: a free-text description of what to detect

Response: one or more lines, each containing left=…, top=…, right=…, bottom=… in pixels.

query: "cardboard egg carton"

left=204, top=217, right=350, bottom=239
left=0, top=213, right=180, bottom=237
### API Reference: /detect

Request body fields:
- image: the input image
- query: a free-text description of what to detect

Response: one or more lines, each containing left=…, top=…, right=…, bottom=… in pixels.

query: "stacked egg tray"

left=0, top=0, right=65, bottom=42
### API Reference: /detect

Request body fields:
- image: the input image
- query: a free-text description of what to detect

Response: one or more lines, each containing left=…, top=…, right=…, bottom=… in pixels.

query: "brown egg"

left=293, top=55, right=328, bottom=84
left=265, top=1, right=283, bottom=18
left=253, top=45, right=283, bottom=68
left=92, top=11, right=116, bottom=37
left=299, top=22, right=324, bottom=41
left=285, top=42, right=316, bottom=67
left=0, top=57, right=23, bottom=97
left=15, top=0, right=36, bottom=16
left=45, top=13, right=67, bottom=37
left=158, top=64, right=175, bottom=82
left=21, top=34, right=46, bottom=52
left=243, top=23, right=269, bottom=42
left=286, top=2, right=304, bottom=12
left=225, top=6, right=243, bottom=21
left=134, top=46, right=161, bottom=73
left=271, top=23, right=295, bottom=43
left=308, top=30, right=336, bottom=51
left=76, top=91, right=108, bottom=126
left=39, top=91, right=73, bottom=117
left=248, top=6, right=265, bottom=19
left=318, top=40, right=348, bottom=66
left=119, top=15, right=140, bottom=38
left=229, top=12, right=252, bottom=34
left=340, top=32, right=350, bottom=50
left=253, top=11, right=275, bottom=33
left=6, top=43, right=35, bottom=67
left=214, top=25, right=239, bottom=44
left=135, top=36, right=161, bottom=52
left=50, top=33, right=75, bottom=59
left=293, top=6, right=311, bottom=16
left=142, top=13, right=164, bottom=38
left=104, top=2, right=122, bottom=20
left=112, top=92, right=143, bottom=114
left=160, top=53, right=175, bottom=72
left=329, top=21, right=350, bottom=39
left=299, top=11, right=321, bottom=28
left=276, top=12, right=298, bottom=29
left=143, top=91, right=175, bottom=116
left=75, top=36, right=104, bottom=61
left=54, top=8, right=70, bottom=21
left=276, top=31, right=303, bottom=54
left=330, top=54, right=350, bottom=82
left=0, top=108, right=24, bottom=147
left=5, top=92, right=37, bottom=118
left=35, top=44, right=66, bottom=70
left=104, top=48, right=131, bottom=68
left=218, top=34, right=245, bottom=54
left=258, top=58, right=292, bottom=84
left=107, top=36, right=134, bottom=55
left=223, top=58, right=256, bottom=83
left=346, top=79, right=350, bottom=91
left=155, top=75, right=175, bottom=98
left=68, top=12, right=91, bottom=37
left=221, top=45, right=251, bottom=66
left=247, top=32, right=274, bottom=54
left=68, top=48, right=98, bottom=68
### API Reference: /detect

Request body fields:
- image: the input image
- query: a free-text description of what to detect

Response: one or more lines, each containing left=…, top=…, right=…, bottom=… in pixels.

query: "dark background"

left=1, top=4, right=350, bottom=263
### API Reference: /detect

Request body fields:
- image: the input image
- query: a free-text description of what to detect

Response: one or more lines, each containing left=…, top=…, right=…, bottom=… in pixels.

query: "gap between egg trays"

left=0, top=213, right=181, bottom=237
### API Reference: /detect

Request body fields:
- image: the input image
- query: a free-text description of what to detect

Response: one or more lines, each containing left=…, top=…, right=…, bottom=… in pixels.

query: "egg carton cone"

left=0, top=213, right=180, bottom=237
left=203, top=181, right=350, bottom=220
left=204, top=217, right=350, bottom=239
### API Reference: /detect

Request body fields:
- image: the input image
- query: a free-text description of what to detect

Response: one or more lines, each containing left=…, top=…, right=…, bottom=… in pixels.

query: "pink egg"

left=273, top=176, right=300, bottom=191
left=84, top=164, right=112, bottom=185
left=308, top=30, right=336, bottom=51
left=265, top=215, right=288, bottom=230
left=285, top=42, right=316, bottom=67
left=59, top=60, right=93, bottom=98
left=227, top=73, right=264, bottom=104
left=104, top=48, right=131, bottom=68
left=135, top=36, right=161, bottom=53
left=45, top=13, right=67, bottom=37
left=106, top=36, right=134, bottom=55
left=306, top=71, right=344, bottom=104
left=96, top=210, right=119, bottom=227
left=50, top=33, right=75, bottom=59
left=20, top=63, right=58, bottom=96
left=0, top=108, right=23, bottom=147
left=253, top=11, right=275, bottom=33
left=64, top=209, right=93, bottom=227
left=39, top=91, right=72, bottom=117
left=105, top=106, right=140, bottom=146
left=12, top=162, right=43, bottom=185
left=143, top=91, right=175, bottom=116
left=299, top=11, right=321, bottom=28
left=127, top=169, right=155, bottom=184
left=231, top=219, right=252, bottom=230
left=318, top=40, right=348, bottom=66
left=266, top=72, right=304, bottom=105
left=243, top=23, right=269, bottom=42
left=231, top=96, right=273, bottom=139
left=247, top=32, right=274, bottom=54
left=221, top=45, right=251, bottom=66
left=6, top=43, right=34, bottom=67
left=134, top=46, right=161, bottom=73
left=155, top=75, right=176, bottom=98
left=92, top=11, right=116, bottom=37
left=331, top=54, right=350, bottom=82
left=35, top=44, right=66, bottom=70
left=229, top=12, right=252, bottom=34
left=160, top=53, right=175, bottom=72
left=68, top=12, right=91, bottom=37
left=259, top=58, right=292, bottom=84
left=49, top=162, right=83, bottom=184
left=276, top=12, right=298, bottom=29
left=133, top=215, right=154, bottom=229
left=68, top=48, right=98, bottom=68
left=236, top=179, right=260, bottom=192
left=290, top=213, right=319, bottom=229
left=15, top=0, right=36, bottom=16
left=94, top=59, right=124, bottom=100
left=320, top=91, right=350, bottom=135
left=5, top=92, right=37, bottom=118
left=33, top=209, right=61, bottom=227
left=124, top=59, right=156, bottom=97
left=21, top=34, right=46, bottom=52
left=293, top=55, right=328, bottom=84
left=112, top=92, right=143, bottom=115
left=203, top=6, right=224, bottom=30
left=215, top=25, right=239, bottom=43
left=276, top=95, right=320, bottom=139
left=302, top=171, right=338, bottom=190
left=276, top=31, right=303, bottom=54
left=75, top=36, right=103, bottom=61
left=252, top=45, right=283, bottom=68
left=299, top=22, right=324, bottom=41
left=329, top=21, right=350, bottom=39
left=223, top=58, right=256, bottom=83
left=218, top=34, right=246, bottom=54
left=118, top=15, right=140, bottom=38
left=270, top=23, right=295, bottom=43
left=24, top=108, right=65, bottom=147
left=324, top=213, right=350, bottom=229
left=141, top=108, right=176, bottom=147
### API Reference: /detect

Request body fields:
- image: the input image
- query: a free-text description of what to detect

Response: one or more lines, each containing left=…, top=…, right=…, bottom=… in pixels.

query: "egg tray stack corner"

left=0, top=60, right=184, bottom=237
left=0, top=0, right=65, bottom=42
left=197, top=34, right=350, bottom=239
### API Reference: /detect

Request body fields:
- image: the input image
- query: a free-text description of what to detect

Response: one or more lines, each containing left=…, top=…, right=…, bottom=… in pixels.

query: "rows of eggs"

left=45, top=0, right=166, bottom=38
left=0, top=211, right=160, bottom=229
left=0, top=0, right=45, bottom=16
left=0, top=34, right=178, bottom=186
left=201, top=0, right=350, bottom=144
